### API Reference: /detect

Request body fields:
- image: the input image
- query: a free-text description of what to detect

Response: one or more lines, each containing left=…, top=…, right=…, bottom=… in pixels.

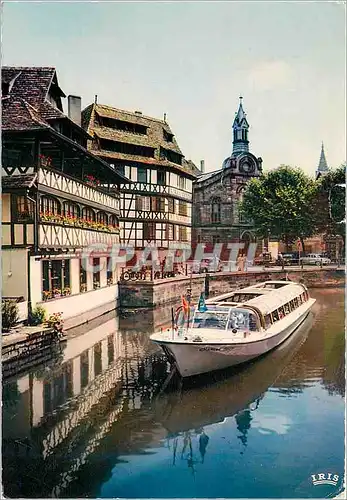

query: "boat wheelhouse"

left=150, top=280, right=316, bottom=377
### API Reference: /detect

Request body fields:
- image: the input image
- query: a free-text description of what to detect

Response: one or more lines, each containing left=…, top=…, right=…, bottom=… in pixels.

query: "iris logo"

left=311, top=473, right=339, bottom=486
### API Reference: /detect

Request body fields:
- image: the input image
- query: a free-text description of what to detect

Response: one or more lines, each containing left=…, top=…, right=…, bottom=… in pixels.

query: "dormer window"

left=2, top=81, right=10, bottom=98
left=47, top=92, right=59, bottom=109
left=2, top=71, right=21, bottom=98
left=163, top=129, right=174, bottom=142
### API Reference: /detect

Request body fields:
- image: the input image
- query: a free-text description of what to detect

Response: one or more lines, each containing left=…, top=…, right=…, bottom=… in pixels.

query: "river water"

left=2, top=288, right=345, bottom=498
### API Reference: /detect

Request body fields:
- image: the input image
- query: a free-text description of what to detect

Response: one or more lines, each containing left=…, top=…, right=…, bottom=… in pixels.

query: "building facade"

left=82, top=103, right=198, bottom=250
left=192, top=98, right=263, bottom=254
left=1, top=67, right=127, bottom=321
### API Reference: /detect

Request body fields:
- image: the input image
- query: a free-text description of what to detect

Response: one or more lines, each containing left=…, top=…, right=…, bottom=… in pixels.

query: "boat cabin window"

left=231, top=293, right=261, bottom=303
left=192, top=308, right=259, bottom=332
left=264, top=288, right=310, bottom=328
left=228, top=309, right=258, bottom=332
left=264, top=314, right=272, bottom=328
left=272, top=310, right=280, bottom=322
left=192, top=311, right=229, bottom=330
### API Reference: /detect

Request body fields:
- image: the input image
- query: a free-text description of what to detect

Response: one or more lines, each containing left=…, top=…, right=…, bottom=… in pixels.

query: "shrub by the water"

left=46, top=312, right=64, bottom=333
left=2, top=300, right=19, bottom=331
left=29, top=305, right=47, bottom=326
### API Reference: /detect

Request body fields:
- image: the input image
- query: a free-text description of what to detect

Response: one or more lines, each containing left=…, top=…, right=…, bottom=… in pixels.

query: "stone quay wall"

left=119, top=268, right=345, bottom=309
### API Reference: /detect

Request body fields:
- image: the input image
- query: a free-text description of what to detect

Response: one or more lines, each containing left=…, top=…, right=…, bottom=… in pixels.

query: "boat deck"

left=152, top=328, right=268, bottom=345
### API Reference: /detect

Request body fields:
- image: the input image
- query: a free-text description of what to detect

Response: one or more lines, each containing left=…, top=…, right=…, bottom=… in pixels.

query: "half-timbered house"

left=1, top=67, right=128, bottom=322
left=82, top=102, right=199, bottom=251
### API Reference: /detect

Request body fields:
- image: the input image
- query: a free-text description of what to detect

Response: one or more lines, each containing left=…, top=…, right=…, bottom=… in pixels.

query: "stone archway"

left=240, top=230, right=254, bottom=254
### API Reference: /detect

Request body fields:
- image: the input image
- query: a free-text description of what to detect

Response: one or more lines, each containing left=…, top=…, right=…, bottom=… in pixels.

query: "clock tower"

left=232, top=96, right=249, bottom=154
left=222, top=97, right=262, bottom=176
left=192, top=97, right=263, bottom=252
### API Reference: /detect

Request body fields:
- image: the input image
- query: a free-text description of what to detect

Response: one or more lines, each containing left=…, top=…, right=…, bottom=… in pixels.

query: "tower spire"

left=316, top=142, right=329, bottom=179
left=232, top=96, right=249, bottom=154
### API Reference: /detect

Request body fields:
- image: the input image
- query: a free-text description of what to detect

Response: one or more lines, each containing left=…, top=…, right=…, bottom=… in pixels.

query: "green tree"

left=314, top=163, right=346, bottom=240
left=240, top=165, right=317, bottom=250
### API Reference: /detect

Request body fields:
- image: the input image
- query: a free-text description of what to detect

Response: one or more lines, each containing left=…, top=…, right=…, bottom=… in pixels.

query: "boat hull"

left=153, top=300, right=314, bottom=378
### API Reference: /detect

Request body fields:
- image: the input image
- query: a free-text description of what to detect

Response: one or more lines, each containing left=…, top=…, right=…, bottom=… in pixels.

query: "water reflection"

left=154, top=313, right=314, bottom=436
left=2, top=289, right=345, bottom=499
left=2, top=313, right=168, bottom=498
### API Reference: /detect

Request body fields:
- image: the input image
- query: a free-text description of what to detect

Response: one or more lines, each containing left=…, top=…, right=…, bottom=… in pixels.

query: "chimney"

left=134, top=110, right=142, bottom=115
left=94, top=94, right=98, bottom=104
left=163, top=112, right=167, bottom=122
left=200, top=159, right=205, bottom=173
left=68, top=95, right=81, bottom=127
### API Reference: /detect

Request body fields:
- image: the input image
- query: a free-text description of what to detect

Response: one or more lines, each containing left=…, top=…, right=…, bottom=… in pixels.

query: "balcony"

left=168, top=213, right=191, bottom=225
left=39, top=223, right=119, bottom=249
left=38, top=167, right=120, bottom=213
left=120, top=181, right=192, bottom=201
left=167, top=186, right=192, bottom=201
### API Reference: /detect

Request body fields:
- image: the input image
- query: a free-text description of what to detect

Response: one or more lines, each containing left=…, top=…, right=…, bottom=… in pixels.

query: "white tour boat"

left=150, top=280, right=316, bottom=378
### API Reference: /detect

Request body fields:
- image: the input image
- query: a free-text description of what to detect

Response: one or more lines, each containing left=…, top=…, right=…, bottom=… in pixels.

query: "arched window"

left=211, top=198, right=221, bottom=223
left=63, top=201, right=79, bottom=218
left=236, top=186, right=248, bottom=224
left=82, top=207, right=95, bottom=221
left=40, top=196, right=60, bottom=215
left=96, top=211, right=107, bottom=224
left=109, top=214, right=119, bottom=228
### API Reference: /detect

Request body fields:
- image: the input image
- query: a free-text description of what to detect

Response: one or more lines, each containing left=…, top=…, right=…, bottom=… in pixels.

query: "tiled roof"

left=194, top=169, right=221, bottom=183
left=94, top=104, right=175, bottom=131
left=2, top=97, right=48, bottom=131
left=1, top=66, right=74, bottom=130
left=1, top=67, right=129, bottom=184
left=93, top=126, right=155, bottom=148
left=84, top=104, right=183, bottom=155
left=82, top=103, right=199, bottom=177
left=91, top=148, right=197, bottom=177
left=81, top=103, right=93, bottom=130
left=2, top=174, right=37, bottom=190
left=184, top=159, right=201, bottom=176
left=2, top=67, right=60, bottom=101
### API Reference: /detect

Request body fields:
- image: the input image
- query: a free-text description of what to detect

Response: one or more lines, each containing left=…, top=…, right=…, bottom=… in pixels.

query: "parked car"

left=300, top=253, right=332, bottom=266
left=254, top=252, right=273, bottom=266
left=190, top=258, right=223, bottom=274
left=276, top=253, right=299, bottom=266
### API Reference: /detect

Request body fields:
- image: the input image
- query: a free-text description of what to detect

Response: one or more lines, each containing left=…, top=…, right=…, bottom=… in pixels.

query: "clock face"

left=240, top=159, right=255, bottom=174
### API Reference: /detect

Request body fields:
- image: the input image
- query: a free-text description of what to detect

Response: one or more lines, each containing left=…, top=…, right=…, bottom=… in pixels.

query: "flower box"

left=40, top=212, right=119, bottom=234
left=84, top=174, right=101, bottom=187
left=42, top=291, right=53, bottom=301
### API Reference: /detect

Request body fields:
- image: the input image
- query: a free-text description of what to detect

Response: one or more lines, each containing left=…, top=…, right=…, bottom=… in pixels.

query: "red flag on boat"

left=181, top=295, right=189, bottom=316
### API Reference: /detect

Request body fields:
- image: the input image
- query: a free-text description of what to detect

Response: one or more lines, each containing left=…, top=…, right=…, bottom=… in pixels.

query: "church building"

left=315, top=142, right=329, bottom=179
left=192, top=98, right=262, bottom=253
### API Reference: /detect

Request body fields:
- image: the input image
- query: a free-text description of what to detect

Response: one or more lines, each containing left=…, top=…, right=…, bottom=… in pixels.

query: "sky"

left=2, top=1, right=346, bottom=176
